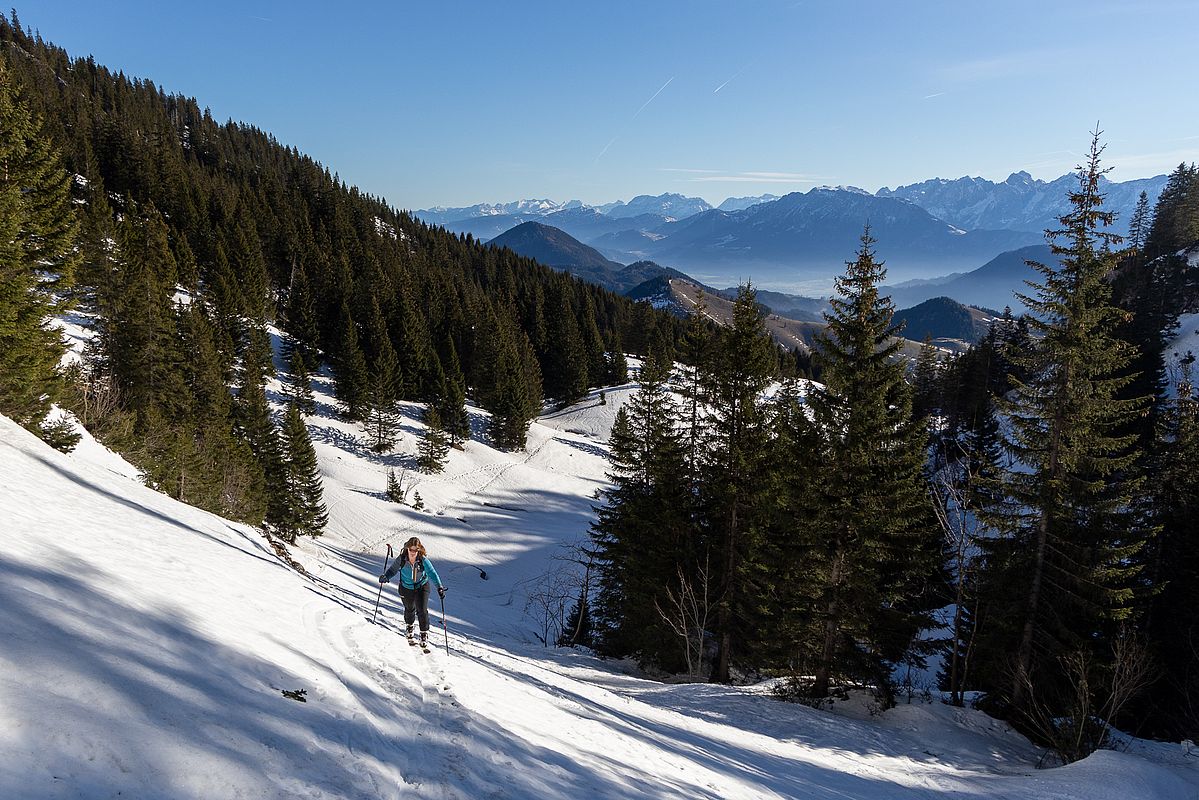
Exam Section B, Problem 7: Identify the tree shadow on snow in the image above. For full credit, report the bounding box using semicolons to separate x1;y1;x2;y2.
0;557;402;798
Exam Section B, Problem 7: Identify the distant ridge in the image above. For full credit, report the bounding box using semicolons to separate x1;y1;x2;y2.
883;245;1057;312
489;222;691;293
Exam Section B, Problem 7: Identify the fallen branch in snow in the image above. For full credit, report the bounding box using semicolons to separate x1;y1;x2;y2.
264;531;309;577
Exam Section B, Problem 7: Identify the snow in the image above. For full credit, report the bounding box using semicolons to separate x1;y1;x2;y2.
372;216;398;239
1169;312;1199;364
2;350;1197;798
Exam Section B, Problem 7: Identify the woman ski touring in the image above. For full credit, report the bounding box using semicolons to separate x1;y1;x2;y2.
379;536;446;651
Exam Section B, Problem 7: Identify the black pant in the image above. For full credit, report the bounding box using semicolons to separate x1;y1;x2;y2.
399;583;431;632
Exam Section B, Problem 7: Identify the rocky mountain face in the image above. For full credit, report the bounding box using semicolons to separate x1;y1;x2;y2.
878;171;1168;235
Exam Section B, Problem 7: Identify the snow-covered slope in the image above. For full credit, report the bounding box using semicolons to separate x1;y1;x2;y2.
1170;313;1199;362
2;368;1197;798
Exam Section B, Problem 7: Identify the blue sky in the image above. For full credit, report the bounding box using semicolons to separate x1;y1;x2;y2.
19;1;1199;209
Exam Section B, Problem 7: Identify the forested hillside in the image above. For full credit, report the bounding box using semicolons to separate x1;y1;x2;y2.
0;13;684;531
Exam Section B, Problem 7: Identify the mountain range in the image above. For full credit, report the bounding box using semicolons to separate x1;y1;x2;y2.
877;171;1166;235
417;174;1164;290
482;221;985;349
482;208;1062;323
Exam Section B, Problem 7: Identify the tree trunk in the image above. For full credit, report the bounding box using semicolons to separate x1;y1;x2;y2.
1012;508;1048;709
714;502;738;683
813;553;843;698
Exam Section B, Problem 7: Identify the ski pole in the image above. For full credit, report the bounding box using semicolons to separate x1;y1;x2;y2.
371;543;393;624
440;592;449;655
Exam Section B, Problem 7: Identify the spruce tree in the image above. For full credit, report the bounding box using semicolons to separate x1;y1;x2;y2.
331;301;370;420
1144;162;1199;260
417;404;450;473
792;229;939;699
436;338;470;446
590;353;692;667
100;205;187;421
0;62;81;431
605;332;629;386
363;300;403;453
283;347;317;416
977;133;1152;733
1140;365;1199;738
580;294;608;388
1127;190;1151;256
235;361;284;529
207;240;245;350
283;258;320;366
478;308;541;450
911;336;942;425
543;287;589;407
761;378;823;669
679;291;713;487
277;401;328;542
385;468;406;503
700;283;776;682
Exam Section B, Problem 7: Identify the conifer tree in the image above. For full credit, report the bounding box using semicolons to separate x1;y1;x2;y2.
976;133;1152;730
700;283;777;682
605;332;629;386
761;378;823;667
543;287;589;407
277;401;328;542
0;62;81;432
790;229;939;699
679;291;713;486
1140;365;1199;738
911;336;942;425
1144;162;1199;260
1127;190;1151;256
235;357;284;528
436;337;470;445
207;241;244;347
581;294;608;387
230;209;269;320
331;301;369;420
101;205;187;421
385;468;406;504
390;290;436;399
172;301;265;521
417;404;450;473
478;308;541;450
74;176;120;299
283;258;320;366
173;233;199;292
363;299;403;453
590;353;692;667
239;320;275;393
283;348;317;416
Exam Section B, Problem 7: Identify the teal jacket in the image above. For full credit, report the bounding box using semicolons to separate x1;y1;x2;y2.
382;555;443;591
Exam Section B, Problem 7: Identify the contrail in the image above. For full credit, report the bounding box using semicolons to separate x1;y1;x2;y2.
596;135;620;161
596;76;676;161
715;66;746;93
633;76;675;119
